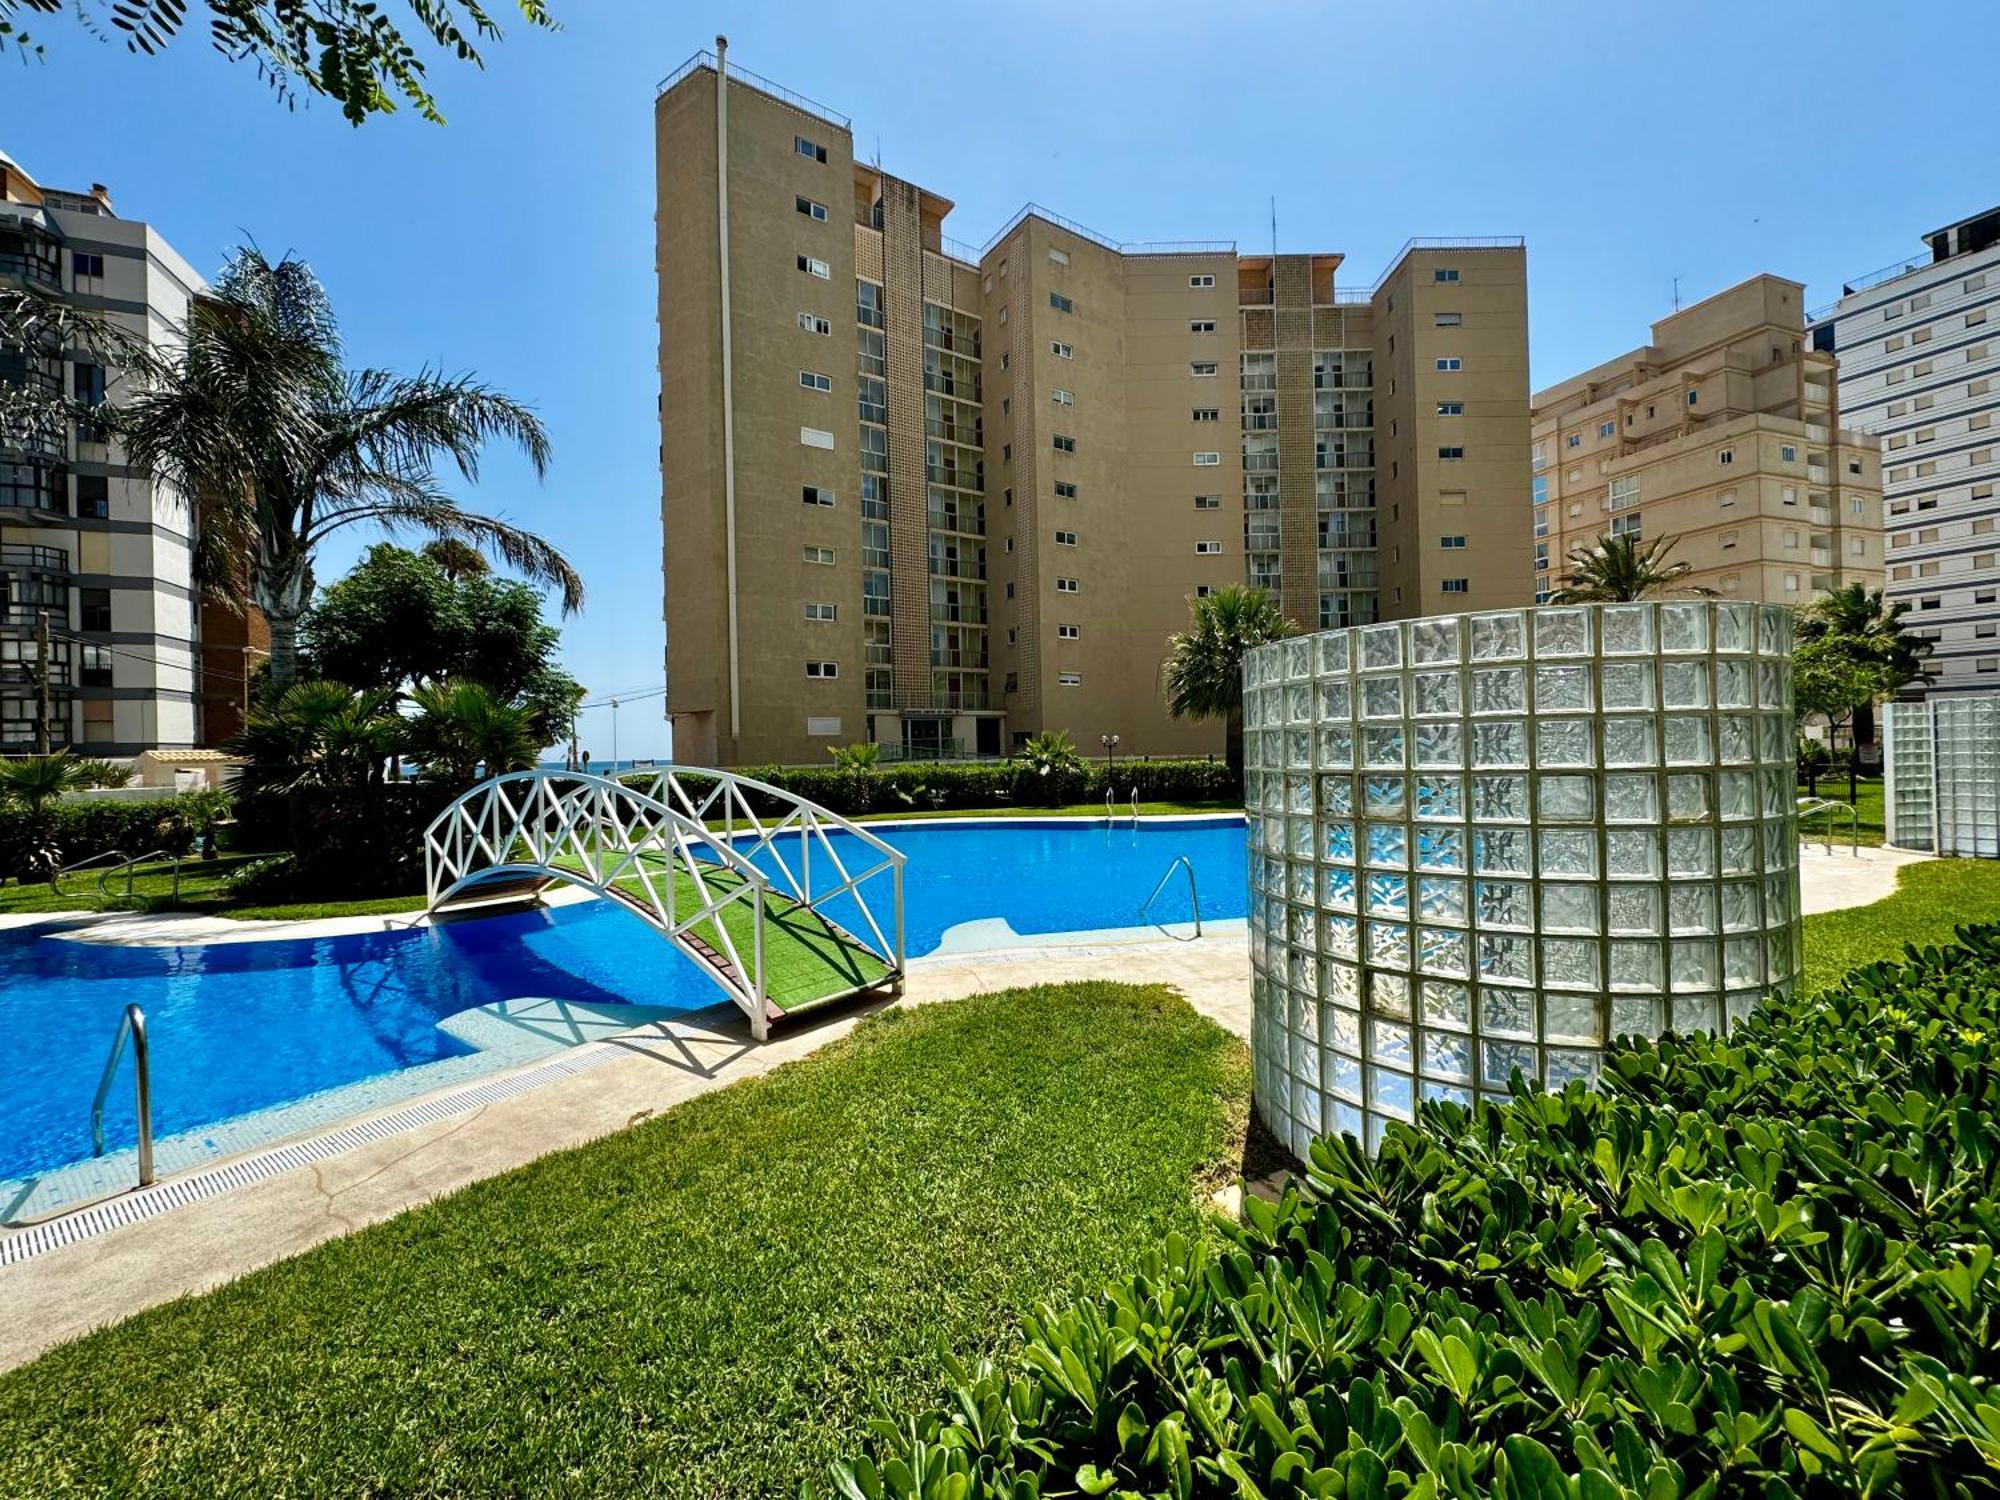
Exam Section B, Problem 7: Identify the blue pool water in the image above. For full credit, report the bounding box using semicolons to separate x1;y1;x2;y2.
0;817;1244;1187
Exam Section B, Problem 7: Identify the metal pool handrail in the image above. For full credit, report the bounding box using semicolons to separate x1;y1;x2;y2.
97;848;181;902
51;848;130;897
1796;795;1860;856
89;1004;154;1188
1140;856;1203;941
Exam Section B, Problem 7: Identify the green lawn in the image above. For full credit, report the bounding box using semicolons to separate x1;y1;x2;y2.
0;853;429;923
1799;856;2000;996
1796;774;1885;847
0;984;1250;1498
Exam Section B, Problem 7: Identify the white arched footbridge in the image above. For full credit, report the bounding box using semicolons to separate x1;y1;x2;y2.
423;768;905;1040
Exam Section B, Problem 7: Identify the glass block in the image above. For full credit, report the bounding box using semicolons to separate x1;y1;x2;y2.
1535;664;1593;714
1600;604;1654;655
1365;822;1408;868
1717;714;1754;765
1660;660;1710;710
1362;675;1404;720
1414;723;1465;769
1610;994;1664;1038
1607;884;1662;935
1718;769;1757;820
1758;604;1790;657
1471;667;1527;715
1469;610;1527;662
1321;911;1360;958
1287;773;1314;814
1410;616;1462;664
1538;828;1597;878
1366;872;1409;916
1666;773;1711;820
1478;933;1534;984
1289;817;1315;857
1474;828;1530;875
1415;775;1464;822
1715;659;1752;709
1481;988;1534;1038
1421;979;1471;1029
1541;882;1600;934
1758;661;1785;711
1418;925;1469;978
1669;938;1719;992
1421;1030;1473;1082
1609;939;1664;993
1324;963;1360;1007
1602;717;1659;767
1719;880;1761;932
1367;920;1410;970
1330;1050;1363;1102
1369;975;1412;1022
1288;729;1315;770
1600;660;1655;712
1534;607;1592;658
1317;631;1351;676
1538;774;1594;821
1482;1039;1538;1088
1320;774;1354;816
1418;877;1467;924
1334;1100;1363;1137
1413;670;1461;718
1323;820;1355;864
1318;679;1353;722
1284;637;1313;680
1719;826;1758;876
1606;829;1662;879
1363;773;1407;817
1472;721;1529;768
1666;826;1714;878
1658;602;1710;653
1472;774;1529;821
1475;878;1532;930
1321;866;1357;912
1415;826;1465;873
1663;716;1712;766
1668;882;1717;935
1671;995;1719;1036
1545;1049;1601;1089
1358;623;1403;672
1370;1066;1414;1118
1605;773;1660;823
1723;935;1763;989
1542;982;1602;1036
1715;602;1753;654
1362;726;1407;769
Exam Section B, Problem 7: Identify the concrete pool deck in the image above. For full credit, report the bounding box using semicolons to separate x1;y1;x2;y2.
0;841;1931;1371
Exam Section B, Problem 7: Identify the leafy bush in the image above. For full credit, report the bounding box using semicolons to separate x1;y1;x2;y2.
830;926;2000;1497
620;758;1239;818
231;782;459;900
0;789;230;882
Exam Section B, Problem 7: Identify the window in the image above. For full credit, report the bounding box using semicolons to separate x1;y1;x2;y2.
797;255;830;279
1435;357;1462;372
1057;624;1079;640
1721;530;1739;550
1566;434;1582;448
800;370;832;392
1195;540;1222;554
1056;577;1079;593
803;544;836;564
1441;579;1469;594
1049;291;1073;313
76;474;109;519
1191;361;1217;377
1050;340;1073;359
1054;480;1078;499
1192;407;1220;422
798;312;831;336
796;135;828;162
78;643;111;686
1194;494;1221;509
1048;247;1069;267
1051;388;1075;406
800;427;835;450
802;485;836;507
1189;274;1215;288
1687;389;1699;406
1436;401;1463;416
1433;268;1460;283
805;602;838;622
1780;444;1797;463
1192;451;1221;466
1781;485;1797;507
1434;312;1463;329
1440;535;1467;549
1717;448;1734;466
1055;529;1078;546
73;252;104;280
1058;672;1082;687
1437;446;1465;460
1052;433;1076;453
804;661;839;679
1189;319;1216;334
1598;420;1616;438
79;587;112;632
1610;512;1642;540
795;195;828;221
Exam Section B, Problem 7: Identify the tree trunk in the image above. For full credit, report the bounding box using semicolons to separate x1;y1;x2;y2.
253;557;314;693
265;610;303;691
1224;709;1243;784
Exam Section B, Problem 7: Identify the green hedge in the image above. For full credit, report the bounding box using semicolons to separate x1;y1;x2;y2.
829;926;2000;1497
0;789;231;881
619;758;1239;816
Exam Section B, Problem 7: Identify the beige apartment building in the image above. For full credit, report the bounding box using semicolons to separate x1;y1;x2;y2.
657;46;1530;767
1531;275;1882;605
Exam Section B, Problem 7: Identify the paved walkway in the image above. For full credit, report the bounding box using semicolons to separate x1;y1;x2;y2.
0;842;1928;1372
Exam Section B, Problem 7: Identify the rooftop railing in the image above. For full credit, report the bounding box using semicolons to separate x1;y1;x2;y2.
655;49;852;131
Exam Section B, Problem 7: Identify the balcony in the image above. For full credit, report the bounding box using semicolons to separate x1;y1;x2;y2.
1807;463;1830;486
0;458;69;520
0;542;72;573
0;227;61;289
927;505;985;536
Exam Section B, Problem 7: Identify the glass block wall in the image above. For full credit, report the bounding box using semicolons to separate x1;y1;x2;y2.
1243;601;1803;1160
1884;696;2000;857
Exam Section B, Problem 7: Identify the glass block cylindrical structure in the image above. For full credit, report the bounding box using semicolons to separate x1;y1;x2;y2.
1243;601;1803;1160
1884;696;2000;858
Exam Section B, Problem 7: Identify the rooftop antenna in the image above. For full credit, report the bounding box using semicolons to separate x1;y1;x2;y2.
1672;275;1682;313
1270;195;1278;257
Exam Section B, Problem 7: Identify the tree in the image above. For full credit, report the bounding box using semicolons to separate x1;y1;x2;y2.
1796;583;1930;752
421;537;492;581
299;542;583;751
230;679;404;796
0;0;558;125
1549;533;1716;603
1161;586;1297;777
1793;633;1895;804
0;753;93;882
403;681;540;787
106;248;581;689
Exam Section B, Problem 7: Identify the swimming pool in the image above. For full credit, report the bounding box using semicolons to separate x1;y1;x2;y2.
1;816;1244;1213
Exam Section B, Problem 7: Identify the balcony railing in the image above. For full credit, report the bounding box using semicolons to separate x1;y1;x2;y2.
0;542;71;572
1807;465;1830;485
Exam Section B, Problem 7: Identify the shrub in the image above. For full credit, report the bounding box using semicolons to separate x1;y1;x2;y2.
0;789;230;882
829;925;2000;1497
619;759;1239;818
228;783;460;900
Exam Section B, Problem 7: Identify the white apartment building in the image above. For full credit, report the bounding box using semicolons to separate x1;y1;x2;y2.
1812;207;2000;693
0;148;205;753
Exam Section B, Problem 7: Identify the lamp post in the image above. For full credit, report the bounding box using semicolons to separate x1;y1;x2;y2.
1100;732;1120;780
609;697;621;775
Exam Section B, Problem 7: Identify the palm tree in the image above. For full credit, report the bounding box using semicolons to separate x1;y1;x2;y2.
71;248;580;688
1797;582;1931;763
1161;586;1297;777
230;679;405;796
1549;533;1715;603
403;681;540;787
0;753;98;883
421;537;493;581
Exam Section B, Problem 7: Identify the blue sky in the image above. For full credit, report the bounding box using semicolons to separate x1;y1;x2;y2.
5;0;1997;758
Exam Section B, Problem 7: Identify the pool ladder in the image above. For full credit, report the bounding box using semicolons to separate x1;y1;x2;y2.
89;1005;154;1189
1104;787;1139;824
1140;856;1203;942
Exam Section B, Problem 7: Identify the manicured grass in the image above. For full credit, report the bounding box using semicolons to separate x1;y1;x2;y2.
1796;774;1885;846
0;983;1250;1498
0;853;427;923
1799;856;2000;995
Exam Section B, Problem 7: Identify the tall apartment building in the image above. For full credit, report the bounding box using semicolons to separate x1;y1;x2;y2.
656;46;1530;768
1810;208;2000;694
0;148;204;754
1531;275;1882;606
